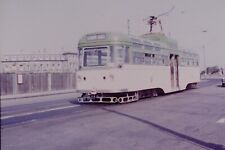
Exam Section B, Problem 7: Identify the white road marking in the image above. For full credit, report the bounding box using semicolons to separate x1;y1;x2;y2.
217;118;225;124
1;105;80;120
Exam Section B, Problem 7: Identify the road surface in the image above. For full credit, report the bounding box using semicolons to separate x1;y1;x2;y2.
1;79;225;150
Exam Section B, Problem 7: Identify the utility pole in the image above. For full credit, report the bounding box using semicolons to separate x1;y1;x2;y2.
202;30;207;73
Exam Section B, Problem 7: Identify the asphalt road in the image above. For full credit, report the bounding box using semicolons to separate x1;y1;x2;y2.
1;79;225;150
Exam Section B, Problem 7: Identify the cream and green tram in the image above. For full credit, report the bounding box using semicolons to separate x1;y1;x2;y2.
76;32;200;103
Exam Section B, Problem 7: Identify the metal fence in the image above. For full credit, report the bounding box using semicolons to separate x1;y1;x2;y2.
0;72;76;96
0;73;14;95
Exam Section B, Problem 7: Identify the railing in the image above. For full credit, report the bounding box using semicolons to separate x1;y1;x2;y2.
0;72;77;97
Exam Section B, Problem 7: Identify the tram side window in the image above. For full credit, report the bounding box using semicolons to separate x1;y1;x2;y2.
185;59;187;66
192;59;195;66
158;55;163;65
144;45;153;50
151;54;155;64
110;46;114;63
164;55;169;65
161;55;168;66
190;59;193;66
133;52;144;64
132;42;143;49
156;55;162;65
133;52;169;66
187;59;190;66
78;48;83;69
114;45;128;64
182;57;199;67
118;48;124;63
155;47;161;51
125;47;129;63
144;53;151;65
153;43;161;51
194;59;199;67
180;58;185;66
196;60;199;66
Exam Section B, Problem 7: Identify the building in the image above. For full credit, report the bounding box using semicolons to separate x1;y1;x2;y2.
0;52;78;73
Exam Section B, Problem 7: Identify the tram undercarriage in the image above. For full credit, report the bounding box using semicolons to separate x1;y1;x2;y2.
77;89;163;104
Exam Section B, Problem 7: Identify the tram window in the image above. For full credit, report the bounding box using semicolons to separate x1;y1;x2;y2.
132;43;143;49
164;55;169;65
83;48;108;67
154;55;158;65
162;58;165;65
110;46;114;63
155;47;161;51
78;49;83;68
158;55;163;65
156;55;162;65
133;52;144;64
145;53;151;57
118;49;124;62
144;45;153;50
150;54;155;65
114;45;127;64
144;53;152;65
125;47;129;63
180;58;184;66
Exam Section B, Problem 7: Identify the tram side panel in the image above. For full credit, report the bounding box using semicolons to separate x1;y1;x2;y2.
179;66;200;89
119;65;171;93
76;65;172;94
76;69;118;93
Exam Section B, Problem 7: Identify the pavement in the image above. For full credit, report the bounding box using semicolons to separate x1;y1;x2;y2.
1;91;80;108
1;89;77;101
1;79;225;150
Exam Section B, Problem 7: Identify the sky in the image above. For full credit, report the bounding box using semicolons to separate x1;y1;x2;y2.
0;0;225;68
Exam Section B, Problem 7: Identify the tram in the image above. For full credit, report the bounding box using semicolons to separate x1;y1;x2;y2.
76;17;200;103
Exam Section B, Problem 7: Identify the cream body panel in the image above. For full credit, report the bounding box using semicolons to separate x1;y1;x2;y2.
76;64;200;94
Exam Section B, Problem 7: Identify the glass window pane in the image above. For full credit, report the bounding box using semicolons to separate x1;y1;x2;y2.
83;47;108;67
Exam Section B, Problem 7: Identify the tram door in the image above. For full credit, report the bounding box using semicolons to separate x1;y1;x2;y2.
170;54;179;89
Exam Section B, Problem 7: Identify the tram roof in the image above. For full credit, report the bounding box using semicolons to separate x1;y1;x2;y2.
78;32;198;57
79;32;178;49
141;33;178;49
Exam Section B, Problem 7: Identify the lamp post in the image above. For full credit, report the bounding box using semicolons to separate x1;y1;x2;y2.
201;30;207;74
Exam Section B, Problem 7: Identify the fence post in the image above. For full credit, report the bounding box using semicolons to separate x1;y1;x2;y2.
13;73;17;94
48;73;51;91
70;73;72;89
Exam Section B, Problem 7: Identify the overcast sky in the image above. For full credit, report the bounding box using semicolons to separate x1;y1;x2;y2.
0;0;225;68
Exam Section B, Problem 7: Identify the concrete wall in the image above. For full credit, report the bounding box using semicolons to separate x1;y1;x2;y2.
0;73;76;96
